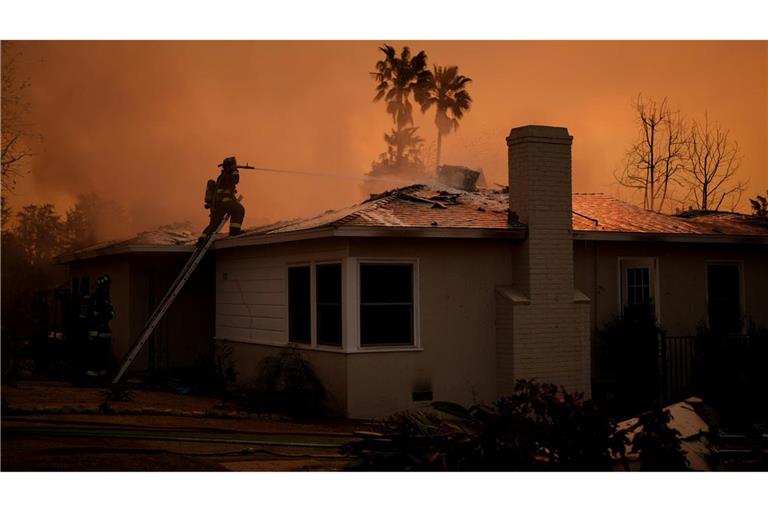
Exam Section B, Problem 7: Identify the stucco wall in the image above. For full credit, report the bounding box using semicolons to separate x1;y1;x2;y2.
574;240;768;336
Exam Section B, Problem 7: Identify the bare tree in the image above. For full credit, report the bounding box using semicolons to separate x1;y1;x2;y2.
616;95;687;212
682;112;746;211
1;44;39;193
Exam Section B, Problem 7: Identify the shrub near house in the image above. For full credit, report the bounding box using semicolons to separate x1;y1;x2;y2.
342;380;688;471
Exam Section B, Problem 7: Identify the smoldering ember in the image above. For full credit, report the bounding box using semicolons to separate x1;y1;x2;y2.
2;41;767;472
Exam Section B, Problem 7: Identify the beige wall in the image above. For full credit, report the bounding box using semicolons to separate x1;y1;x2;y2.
128;252;215;371
574;240;768;337
68;255;132;362
215;238;350;413
346;237;515;417
215;232;766;418
67;251;214;372
215;236;517;418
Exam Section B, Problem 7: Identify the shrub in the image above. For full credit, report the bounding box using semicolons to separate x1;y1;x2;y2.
625;402;688;470
343;380;627;471
246;346;326;418
596;311;663;415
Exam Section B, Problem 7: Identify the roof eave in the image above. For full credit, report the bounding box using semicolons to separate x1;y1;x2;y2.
574;230;768;244
56;244;195;264
215;225;527;249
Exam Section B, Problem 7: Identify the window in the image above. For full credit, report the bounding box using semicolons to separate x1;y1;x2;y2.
316;263;342;346
360;263;414;346
707;264;741;334
620;258;657;321
288;266;310;343
626;267;650;306
71;276;90;298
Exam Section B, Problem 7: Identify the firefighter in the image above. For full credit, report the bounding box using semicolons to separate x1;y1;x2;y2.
84;275;114;378
201;156;246;243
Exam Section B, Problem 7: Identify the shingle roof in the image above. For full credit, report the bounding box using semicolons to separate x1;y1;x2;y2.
241;185;517;237
59;184;768;262
572;194;768;236
56;225;197;263
237;185;768;240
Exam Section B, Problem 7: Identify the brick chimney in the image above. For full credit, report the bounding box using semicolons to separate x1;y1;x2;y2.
506;125;574;301
496;125;590;396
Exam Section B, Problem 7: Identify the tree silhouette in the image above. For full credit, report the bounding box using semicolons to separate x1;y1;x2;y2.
616;95;686;212
371;45;432;150
14;204;64;266
749;191;768;217
2;44;39;193
682;112;746;211
421;65;473;171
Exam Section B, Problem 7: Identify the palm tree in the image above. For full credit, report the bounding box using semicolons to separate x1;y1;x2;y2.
371;45;432;132
383;126;425;167
421;65;472;171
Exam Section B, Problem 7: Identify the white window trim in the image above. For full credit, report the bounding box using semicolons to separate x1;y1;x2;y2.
286;262;313;346
350;257;422;353
617;257;661;322
314;260;344;349
704;260;746;334
221;257;422;354
285;260;345;350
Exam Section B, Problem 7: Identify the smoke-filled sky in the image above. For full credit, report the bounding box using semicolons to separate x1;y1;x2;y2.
4;41;767;239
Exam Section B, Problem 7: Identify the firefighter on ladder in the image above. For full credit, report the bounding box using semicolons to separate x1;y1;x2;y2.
200;156;246;245
84;275;114;378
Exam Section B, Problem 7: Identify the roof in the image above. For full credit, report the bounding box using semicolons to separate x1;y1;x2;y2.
56;224;197;263
244;185;518;234
220;185;768;247
572;193;768;241
58;184;768;262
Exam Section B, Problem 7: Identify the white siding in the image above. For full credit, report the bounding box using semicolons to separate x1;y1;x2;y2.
215;240;347;345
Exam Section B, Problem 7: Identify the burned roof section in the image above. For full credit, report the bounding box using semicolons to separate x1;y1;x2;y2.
230;185;768;245
59;185;768;261
56;223;198;263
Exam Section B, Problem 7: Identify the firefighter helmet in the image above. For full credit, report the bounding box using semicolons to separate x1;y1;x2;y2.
219;156;237;170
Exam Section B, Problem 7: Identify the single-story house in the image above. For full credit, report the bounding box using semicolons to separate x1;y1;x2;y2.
58;125;768;418
57;227;214;374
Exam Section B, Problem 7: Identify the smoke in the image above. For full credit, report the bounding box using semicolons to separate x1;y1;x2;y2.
4;40;766;241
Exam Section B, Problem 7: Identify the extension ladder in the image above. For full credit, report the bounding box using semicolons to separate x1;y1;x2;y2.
111;213;230;385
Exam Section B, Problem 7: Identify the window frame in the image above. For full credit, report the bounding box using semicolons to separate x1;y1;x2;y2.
617;257;660;322
315;261;343;348
704;260;745;334
285;260;346;351
355;258;421;352
286;263;312;345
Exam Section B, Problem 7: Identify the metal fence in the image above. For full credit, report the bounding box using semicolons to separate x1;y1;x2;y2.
659;335;697;403
660;333;757;404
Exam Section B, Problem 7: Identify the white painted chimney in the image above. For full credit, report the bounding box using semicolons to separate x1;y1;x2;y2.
496;125;590;396
506;125;575;301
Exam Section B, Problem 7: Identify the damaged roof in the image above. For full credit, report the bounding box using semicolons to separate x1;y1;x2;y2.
57;225;197;263
58;184;768;261
243;185;517;234
221;184;768;247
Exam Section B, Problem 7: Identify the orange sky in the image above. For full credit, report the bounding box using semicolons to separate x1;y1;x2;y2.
4;41;767;239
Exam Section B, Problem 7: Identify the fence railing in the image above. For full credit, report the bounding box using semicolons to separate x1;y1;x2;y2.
659;335;697;403
660;333;756;403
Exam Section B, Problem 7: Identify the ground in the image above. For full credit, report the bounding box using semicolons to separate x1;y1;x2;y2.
1;380;366;471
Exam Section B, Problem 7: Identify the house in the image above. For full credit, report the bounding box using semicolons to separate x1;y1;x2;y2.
58;125;768;418
56;226;214;375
